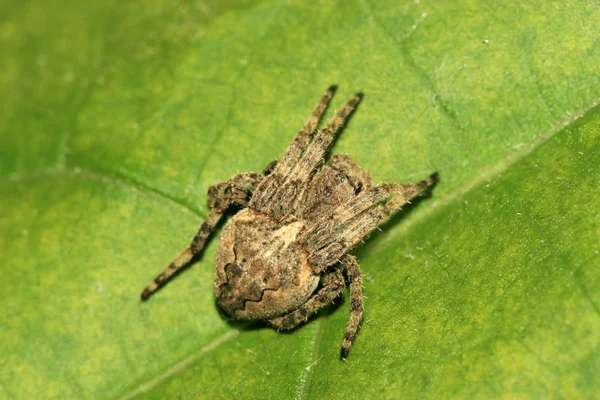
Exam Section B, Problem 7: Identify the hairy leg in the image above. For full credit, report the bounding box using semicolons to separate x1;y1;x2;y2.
269;255;364;360
339;255;363;360
304;172;439;269
268;269;345;330
290;92;363;183
250;86;336;215
262;159;278;176
252;92;364;219
140;172;263;300
206;172;263;212
274;85;337;177
328;153;372;193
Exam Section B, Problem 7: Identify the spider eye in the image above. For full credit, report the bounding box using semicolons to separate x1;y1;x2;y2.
262;241;267;246
263;278;268;284
276;255;281;260
241;258;247;263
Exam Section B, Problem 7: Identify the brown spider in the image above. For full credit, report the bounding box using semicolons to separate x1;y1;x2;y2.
140;86;438;359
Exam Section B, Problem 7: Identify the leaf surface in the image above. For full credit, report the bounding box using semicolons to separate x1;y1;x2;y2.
1;0;599;399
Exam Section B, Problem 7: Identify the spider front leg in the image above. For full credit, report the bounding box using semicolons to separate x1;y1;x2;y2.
291;91;363;183
274;85;337;176
268;269;345;330
140;172;263;300
251;86;336;214
252;91;364;218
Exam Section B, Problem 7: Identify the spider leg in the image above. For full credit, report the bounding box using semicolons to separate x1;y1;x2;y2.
250;86;336;215
140;172;263;301
274;85;337;177
262;159;278;176
291;92;363;183
328;153;372;193
384;172;439;209
304;172;439;269
251;92;363;218
339;254;363;360
268;269;345;330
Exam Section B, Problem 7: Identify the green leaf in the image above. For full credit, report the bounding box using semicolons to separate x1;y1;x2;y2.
1;0;599;399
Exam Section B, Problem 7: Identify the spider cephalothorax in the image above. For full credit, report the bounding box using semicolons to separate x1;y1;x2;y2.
141;86;438;359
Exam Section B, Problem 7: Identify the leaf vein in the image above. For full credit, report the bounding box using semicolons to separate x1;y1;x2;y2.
373;98;600;249
0;166;204;220
118;330;240;400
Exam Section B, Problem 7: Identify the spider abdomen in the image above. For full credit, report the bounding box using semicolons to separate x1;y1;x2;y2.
214;209;319;320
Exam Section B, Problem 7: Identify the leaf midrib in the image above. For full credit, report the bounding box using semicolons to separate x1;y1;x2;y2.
118;331;240;400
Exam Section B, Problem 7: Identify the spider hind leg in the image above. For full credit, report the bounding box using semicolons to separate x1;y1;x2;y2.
340;255;363;360
268;269;345;330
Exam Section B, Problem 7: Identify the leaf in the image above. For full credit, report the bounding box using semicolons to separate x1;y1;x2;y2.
1;0;599;399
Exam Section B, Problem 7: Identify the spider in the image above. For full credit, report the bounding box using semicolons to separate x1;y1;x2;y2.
140;86;438;359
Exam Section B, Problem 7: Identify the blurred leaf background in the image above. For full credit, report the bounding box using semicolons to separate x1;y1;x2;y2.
1;0;599;398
